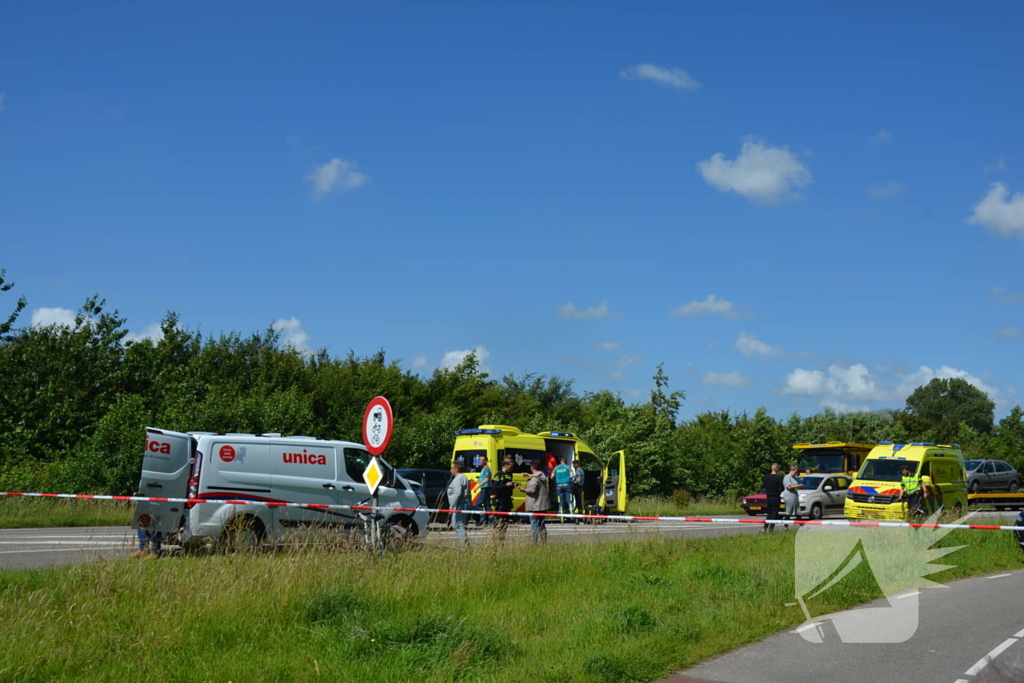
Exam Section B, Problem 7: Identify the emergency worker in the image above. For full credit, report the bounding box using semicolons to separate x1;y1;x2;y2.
552;456;573;520
900;464;925;517
476;457;493;527
572;460;585;516
491;458;516;539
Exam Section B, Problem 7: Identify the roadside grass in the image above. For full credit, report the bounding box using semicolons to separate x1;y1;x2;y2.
1;520;1021;682
629;495;743;517
0;498;133;529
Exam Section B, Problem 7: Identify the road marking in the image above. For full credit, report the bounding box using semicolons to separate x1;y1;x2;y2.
985;573;1012;580
0;547;125;555
0;540;131;546
894;590;920;600
964;637;1019;676
791;622;822;634
1014;627;1024;638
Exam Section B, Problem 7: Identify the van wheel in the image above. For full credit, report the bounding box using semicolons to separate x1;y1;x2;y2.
809;503;823;520
221;516;265;553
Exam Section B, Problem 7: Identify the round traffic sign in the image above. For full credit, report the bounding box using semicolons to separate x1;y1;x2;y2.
362;396;394;456
137;514;152;528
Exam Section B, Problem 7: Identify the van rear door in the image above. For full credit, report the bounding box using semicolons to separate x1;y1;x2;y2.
602;450;627;513
132;427;193;534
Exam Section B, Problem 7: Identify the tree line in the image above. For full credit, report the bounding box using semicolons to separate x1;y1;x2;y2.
1;276;1021;498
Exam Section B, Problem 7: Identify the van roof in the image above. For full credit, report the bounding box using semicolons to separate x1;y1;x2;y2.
190;432;365;448
866;442;964;461
792;442;874;450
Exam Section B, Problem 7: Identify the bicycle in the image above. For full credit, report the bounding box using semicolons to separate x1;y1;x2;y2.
354;498;413;554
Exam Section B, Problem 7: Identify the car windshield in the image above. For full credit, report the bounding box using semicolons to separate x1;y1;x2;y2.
858;459;914;482
796;476;823;489
964;460;982;471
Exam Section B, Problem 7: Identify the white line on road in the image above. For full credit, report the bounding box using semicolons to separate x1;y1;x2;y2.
791;622;822;634
1015;627;1024;639
985;573;1012;580
894;590;920;600
0;547;125;555
964;637;1019;677
0;540;131;546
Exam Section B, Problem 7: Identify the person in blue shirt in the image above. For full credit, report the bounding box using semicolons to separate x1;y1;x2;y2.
476;457;494;527
552;456;574;521
571;460;585;516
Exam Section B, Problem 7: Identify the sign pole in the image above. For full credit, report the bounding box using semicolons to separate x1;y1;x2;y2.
362;396;394;553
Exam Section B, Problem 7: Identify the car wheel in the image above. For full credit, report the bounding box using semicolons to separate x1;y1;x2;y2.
221;515;265;554
969;481;981;494
810;503;823;520
1009;481;1019;493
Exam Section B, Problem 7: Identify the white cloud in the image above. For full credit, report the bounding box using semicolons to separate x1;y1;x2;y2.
440;345;490;372
866;181;904;199
124;322;165;344
411;354;429;370
697;137;811;205
782;362;1004;408
271;317;312;353
307;158;369;200
735;331;784;358
968;183;1024;237
870;129;893;144
594;341;620;352
984;156;1007;174
992;327;1022;339
670;294;740;319
702;371;752;387
30;307;78;329
619;63;701;91
557;300;615;321
821;399;872;413
991;286;1024;305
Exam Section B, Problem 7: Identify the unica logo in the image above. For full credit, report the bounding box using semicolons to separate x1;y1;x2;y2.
147;440;172;454
283;449;328;465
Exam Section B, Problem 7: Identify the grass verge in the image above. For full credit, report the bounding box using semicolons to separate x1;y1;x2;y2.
629;495;743;517
1;520;1021;682
0;498;133;529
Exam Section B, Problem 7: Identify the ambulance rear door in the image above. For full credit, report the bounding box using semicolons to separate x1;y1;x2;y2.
132;427;193;534
603;450;627;513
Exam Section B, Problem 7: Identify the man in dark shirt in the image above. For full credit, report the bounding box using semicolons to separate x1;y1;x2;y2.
763;462;784;533
491;458;516;540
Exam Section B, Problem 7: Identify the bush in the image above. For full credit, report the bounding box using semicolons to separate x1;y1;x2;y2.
672;489;693;508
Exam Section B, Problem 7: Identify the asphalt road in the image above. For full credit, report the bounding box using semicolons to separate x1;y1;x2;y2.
670;568;1024;683
1;510;1017;571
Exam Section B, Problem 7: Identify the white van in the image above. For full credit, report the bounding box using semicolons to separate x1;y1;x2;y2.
131;428;428;549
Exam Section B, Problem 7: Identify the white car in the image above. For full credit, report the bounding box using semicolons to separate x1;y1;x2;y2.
795;474;852;519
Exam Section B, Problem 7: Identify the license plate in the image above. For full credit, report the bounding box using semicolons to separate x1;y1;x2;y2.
749;506;761;511
861;510;880;518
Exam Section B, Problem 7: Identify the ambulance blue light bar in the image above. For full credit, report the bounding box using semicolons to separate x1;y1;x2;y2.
548;432;575;438
455;428;502;436
879;441;893;445
911;442;936;446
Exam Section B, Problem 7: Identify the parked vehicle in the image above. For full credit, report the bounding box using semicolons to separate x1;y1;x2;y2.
397;468;452;523
740;489;785;516
451;425;626;513
792;442;874;476
132;428;428;550
740;475;852;519
965;459;1019;493
844;442;968;520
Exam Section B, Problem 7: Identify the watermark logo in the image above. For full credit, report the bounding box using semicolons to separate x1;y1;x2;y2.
792;511;973;643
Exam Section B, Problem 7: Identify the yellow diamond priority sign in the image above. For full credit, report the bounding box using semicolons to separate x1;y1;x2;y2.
363;457;384;496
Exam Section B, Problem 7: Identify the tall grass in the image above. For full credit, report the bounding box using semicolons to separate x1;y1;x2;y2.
0;498;133;528
1;524;1020;682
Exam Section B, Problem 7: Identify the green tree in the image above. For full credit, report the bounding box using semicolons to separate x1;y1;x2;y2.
905;378;996;440
0;268;26;339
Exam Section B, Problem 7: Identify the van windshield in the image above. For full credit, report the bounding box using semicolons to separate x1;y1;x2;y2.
858;459;915;482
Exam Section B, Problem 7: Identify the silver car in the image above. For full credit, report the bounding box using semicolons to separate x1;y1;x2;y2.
965;459;1019;493
796;474;853;520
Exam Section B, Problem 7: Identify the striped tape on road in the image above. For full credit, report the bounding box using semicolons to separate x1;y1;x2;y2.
2;491;1024;532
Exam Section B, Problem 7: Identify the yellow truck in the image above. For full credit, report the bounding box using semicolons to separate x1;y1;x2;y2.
844;442;968;520
793;441;874;476
450;425;627;514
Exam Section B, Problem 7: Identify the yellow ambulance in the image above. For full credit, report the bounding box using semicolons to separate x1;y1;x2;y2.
844;442;968;520
450;425;627;514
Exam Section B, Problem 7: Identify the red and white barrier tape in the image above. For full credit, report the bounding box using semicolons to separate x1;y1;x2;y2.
2;491;1023;532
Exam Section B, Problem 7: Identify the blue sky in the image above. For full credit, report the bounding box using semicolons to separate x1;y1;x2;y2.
3;1;1023;420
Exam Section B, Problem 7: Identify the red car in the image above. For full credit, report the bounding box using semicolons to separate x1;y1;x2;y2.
741;489;786;516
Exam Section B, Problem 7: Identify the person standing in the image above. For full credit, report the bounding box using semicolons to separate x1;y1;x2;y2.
476;457;494;527
491;458;516;539
763;463;785;533
900;463;925;516
552;456;573;521
447;461;470;547
782;464;805;524
571;460;585;516
523;459;550;544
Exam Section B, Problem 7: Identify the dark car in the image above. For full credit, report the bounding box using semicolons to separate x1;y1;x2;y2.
740;489;786;516
398;468;453;524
